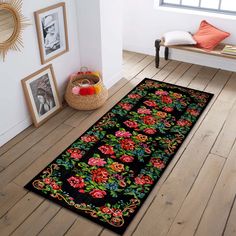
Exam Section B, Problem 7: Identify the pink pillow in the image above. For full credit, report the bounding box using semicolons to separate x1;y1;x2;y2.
193;20;230;51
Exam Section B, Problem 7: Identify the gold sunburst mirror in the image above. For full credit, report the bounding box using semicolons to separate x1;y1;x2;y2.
0;0;29;61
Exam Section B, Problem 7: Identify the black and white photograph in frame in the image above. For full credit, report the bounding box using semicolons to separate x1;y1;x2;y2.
29;73;56;117
42;13;61;56
21;65;62;127
35;3;69;64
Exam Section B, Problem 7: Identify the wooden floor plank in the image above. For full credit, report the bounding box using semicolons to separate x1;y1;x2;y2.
188;67;218;91
11;201;60;236
223;195;236;236
176;64;202;87
164;62;192;84
0;193;42;236
0;126;35;156
194;142;236;236
122;52;146;72
152;60;181;81
167;154;225;236
0;107;75;168
211;81;236;158
0;124;73;188
204;70;232;95
132;71;236;236
135;59;169;79
37;208;77;236
0;182;27;218
100;229;119;236
65;217;102;236
123;56;154;79
123;50;135;64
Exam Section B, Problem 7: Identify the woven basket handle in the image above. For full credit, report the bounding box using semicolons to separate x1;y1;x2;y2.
79;67;89;74
79;79;91;87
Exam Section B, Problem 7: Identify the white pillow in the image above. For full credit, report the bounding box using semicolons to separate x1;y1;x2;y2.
163;31;196;46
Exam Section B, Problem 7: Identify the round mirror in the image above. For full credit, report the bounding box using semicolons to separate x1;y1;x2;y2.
0;9;15;43
0;0;29;61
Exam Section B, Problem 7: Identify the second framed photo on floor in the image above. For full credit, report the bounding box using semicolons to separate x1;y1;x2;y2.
35;2;69;64
21;65;62;127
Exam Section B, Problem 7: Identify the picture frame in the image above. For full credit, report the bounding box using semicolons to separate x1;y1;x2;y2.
22;65;62;127
34;2;69;64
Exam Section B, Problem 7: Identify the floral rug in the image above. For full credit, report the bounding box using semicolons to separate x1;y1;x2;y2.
25;79;213;234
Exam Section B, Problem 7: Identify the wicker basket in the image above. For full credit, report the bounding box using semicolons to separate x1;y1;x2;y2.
65;71;108;110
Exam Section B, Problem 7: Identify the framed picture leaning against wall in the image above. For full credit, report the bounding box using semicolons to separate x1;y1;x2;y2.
34;2;69;64
21;65;62;127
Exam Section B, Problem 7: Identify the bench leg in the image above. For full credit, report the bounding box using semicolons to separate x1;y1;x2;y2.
165;47;169;60
155;39;161;68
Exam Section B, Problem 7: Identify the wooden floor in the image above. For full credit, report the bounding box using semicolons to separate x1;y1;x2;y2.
1;51;236;236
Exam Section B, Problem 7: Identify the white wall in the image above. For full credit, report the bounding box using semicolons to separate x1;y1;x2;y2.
76;0;123;88
123;0;236;71
0;0;81;146
100;0;123;87
76;0;102;73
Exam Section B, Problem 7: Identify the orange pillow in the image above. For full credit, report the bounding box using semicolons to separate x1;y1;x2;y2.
193;20;230;51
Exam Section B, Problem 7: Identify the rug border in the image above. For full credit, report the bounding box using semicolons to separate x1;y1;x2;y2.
24;78;214;235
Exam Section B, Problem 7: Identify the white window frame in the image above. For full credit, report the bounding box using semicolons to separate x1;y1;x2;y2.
159;0;236;15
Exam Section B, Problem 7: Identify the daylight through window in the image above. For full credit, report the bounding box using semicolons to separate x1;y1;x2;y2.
160;0;236;14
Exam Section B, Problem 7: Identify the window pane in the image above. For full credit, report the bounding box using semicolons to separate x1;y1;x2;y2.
221;0;236;11
163;0;180;4
160;0;236;13
182;0;199;7
200;0;220;9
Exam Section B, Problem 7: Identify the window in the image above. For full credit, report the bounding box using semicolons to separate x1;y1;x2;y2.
159;0;236;14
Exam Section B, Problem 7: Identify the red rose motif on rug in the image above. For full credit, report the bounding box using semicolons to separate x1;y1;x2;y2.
143;100;157;107
98;145;115;155
118;102;133;111
81;135;98;142
89;189;107;198
88;157;107;166
144;128;156;134
150;158;165;169
135;175;154;185
137;108;151;114
161;96;173;104
67;176;85;189
91;168;109;183
123;120;139;129
120;139;135;150
115;130;132;138
142;115;156;125
67;148;83;160
120;155;134;163
128;94;142;99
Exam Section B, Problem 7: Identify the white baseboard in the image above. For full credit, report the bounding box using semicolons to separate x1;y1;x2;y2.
0;117;32;147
